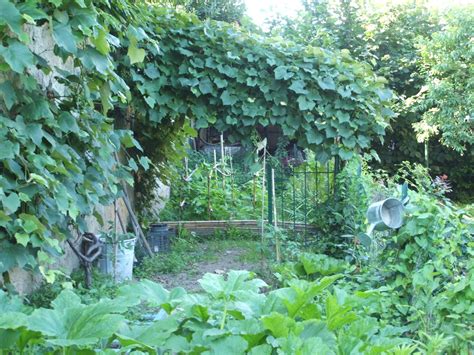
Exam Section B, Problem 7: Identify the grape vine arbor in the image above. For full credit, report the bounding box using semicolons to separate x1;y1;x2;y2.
0;0;392;281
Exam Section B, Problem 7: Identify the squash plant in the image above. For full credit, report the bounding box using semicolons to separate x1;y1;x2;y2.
0;271;416;353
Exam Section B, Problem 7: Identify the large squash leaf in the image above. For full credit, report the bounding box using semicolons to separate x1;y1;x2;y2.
27;290;127;347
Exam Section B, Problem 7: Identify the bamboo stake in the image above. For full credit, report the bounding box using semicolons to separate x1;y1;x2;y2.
229;151;236;206
260;150;266;245
113;201;118;280
220;134;225;191
272;168;281;263
207;172;212;220
253;174;256;211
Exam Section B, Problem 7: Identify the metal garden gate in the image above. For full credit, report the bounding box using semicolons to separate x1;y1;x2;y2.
267;157;340;243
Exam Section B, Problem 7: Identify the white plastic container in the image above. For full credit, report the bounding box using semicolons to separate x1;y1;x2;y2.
98;237;136;282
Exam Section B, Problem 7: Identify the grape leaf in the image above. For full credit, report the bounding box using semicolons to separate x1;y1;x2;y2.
0;41;34;73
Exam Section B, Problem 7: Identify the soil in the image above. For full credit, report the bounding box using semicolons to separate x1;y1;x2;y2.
150;247;263;292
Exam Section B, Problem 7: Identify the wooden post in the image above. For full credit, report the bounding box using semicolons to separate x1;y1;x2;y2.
252;174;256;211
113;200;118;280
272;168;281;263
220;134;225;191
229;151;235;206
207;171;212;220
261;151;266;244
121;191;153;257
213;148;219;187
113;152;153;257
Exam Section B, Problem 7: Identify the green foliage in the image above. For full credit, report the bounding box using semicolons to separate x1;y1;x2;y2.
271;0;368;60
414;7;474;153
3;157;472;352
322;159;474;352
376;189;474;349
0;0;392;278
0;271;415;353
367;4;473;201
0;0;143;280
184;0;246;23
154;0;247;23
274;253;349;287
0;288;132;352
121;4;391;161
27;269;120;308
300;253;348;277
27;290;127;348
270;0;473;201
135;234;199;276
158;152;264;221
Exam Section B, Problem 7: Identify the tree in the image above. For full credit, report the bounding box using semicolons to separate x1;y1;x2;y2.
268;1;473;201
414;7;474;153
270;0;369;59
184;0;246;23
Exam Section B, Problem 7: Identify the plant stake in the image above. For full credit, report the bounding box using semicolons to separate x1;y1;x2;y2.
272;168;281;262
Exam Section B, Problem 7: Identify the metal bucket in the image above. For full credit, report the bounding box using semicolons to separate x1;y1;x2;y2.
367;198;404;231
98;238;136;282
148;223;170;253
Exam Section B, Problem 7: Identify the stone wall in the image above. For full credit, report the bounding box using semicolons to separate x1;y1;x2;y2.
151;179;171;216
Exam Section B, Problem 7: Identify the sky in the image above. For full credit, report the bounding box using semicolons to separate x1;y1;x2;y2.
244;0;474;29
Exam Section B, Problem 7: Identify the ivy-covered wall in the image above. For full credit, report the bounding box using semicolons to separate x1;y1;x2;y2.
0;22;132;293
0;0;139;287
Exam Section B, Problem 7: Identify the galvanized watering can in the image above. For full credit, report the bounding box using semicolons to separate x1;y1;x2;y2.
357;184;409;247
367;197;404;231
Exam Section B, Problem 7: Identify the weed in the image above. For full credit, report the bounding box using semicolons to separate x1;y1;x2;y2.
135;235;199;277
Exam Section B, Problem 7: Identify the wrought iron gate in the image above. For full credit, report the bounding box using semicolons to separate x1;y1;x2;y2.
267;157;340;242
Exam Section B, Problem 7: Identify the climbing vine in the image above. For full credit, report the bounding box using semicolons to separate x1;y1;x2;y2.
0;0;392;280
0;0;142;280
118;7;393;163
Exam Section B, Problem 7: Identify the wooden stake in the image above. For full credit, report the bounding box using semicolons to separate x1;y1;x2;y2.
121;190;153;257
220;134;225;190
113;201;118;280
252;175;256;211
213;149;219;187
261;150;266;244
229;152;235;206
271;168;277;227
207;172;211;220
272;168;281;262
114;152;153;257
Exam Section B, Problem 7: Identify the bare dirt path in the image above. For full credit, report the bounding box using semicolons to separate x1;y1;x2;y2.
150;245;264;292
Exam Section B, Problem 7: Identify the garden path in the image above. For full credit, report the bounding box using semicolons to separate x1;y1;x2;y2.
148;240;270;292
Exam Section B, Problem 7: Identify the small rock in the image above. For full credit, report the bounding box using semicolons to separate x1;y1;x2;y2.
215;269;225;274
